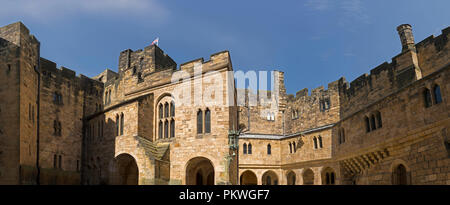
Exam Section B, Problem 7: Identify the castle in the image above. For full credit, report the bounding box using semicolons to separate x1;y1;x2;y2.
0;22;448;185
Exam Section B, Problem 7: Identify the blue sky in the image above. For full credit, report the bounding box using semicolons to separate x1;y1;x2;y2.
1;0;449;94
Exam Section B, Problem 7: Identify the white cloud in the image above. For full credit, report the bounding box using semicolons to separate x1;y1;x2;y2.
339;0;370;25
343;52;355;57
304;0;332;11
304;0;370;25
0;0;169;22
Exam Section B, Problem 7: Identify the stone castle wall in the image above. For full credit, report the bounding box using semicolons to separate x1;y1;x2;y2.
0;21;448;185
0;22;40;184
237;25;450;185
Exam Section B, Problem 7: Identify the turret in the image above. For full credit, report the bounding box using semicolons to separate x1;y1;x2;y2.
397;24;415;52
393;24;422;80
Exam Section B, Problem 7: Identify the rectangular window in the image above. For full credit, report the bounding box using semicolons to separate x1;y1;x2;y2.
58;155;62;169
53;155;57;168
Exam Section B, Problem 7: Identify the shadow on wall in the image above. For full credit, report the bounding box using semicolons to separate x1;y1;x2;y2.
82;116;119;185
185;157;214;185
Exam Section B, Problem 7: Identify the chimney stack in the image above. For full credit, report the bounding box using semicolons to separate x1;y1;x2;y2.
397;24;415;52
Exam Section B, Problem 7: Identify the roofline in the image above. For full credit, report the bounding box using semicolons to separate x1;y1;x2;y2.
240;123;335;140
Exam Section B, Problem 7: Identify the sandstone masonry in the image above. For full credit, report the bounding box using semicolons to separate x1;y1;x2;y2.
0;22;448;185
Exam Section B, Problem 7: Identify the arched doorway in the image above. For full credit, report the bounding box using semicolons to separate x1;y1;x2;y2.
286;171;296;185
262;171;278;185
240;170;257;185
303;168;314;185
111;154;139;185
393;164;408;185
321;167;336;185
186;157;215;185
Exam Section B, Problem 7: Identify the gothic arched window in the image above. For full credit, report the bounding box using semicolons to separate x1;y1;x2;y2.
267;144;272;155
248;143;252;154
170;119;175;138
318;136;323;148
433;85;442;104
170;101;175;117
164;120;169;138
116;115;119;136
159;104;163;119
313;137;318;149
243;143;247;154
120;113;124;135
164;102;169;118
376;111;382;128
205;108;211;133
197;110;203;134
365;116;371;132
158;121;163;139
370;115;376;131
424;88;432;108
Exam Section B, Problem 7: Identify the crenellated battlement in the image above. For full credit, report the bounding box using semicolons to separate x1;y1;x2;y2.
340;61;394;99
40;57;103;95
0;21;39;47
338;25;449;116
288;78;341;102
179;50;231;73
118;44;176;77
416;26;449;51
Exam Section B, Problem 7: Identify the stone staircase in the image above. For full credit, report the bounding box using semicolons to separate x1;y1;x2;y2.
135;136;170;160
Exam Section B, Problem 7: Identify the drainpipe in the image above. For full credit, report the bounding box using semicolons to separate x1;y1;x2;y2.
246;100;250;131
282;110;285;136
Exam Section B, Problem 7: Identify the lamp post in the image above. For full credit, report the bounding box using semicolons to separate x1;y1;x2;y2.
227;128;241;184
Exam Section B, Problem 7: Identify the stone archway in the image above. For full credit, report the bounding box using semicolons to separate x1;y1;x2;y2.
111;153;138;185
302;168;314;185
286;171;296;185
391;159;411;185
321;167;336;185
186;157;215;185
262;170;278;185
392;164;410;185
240;170;257;185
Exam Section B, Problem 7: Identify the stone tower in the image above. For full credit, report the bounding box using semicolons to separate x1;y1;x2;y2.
395;24;422;80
